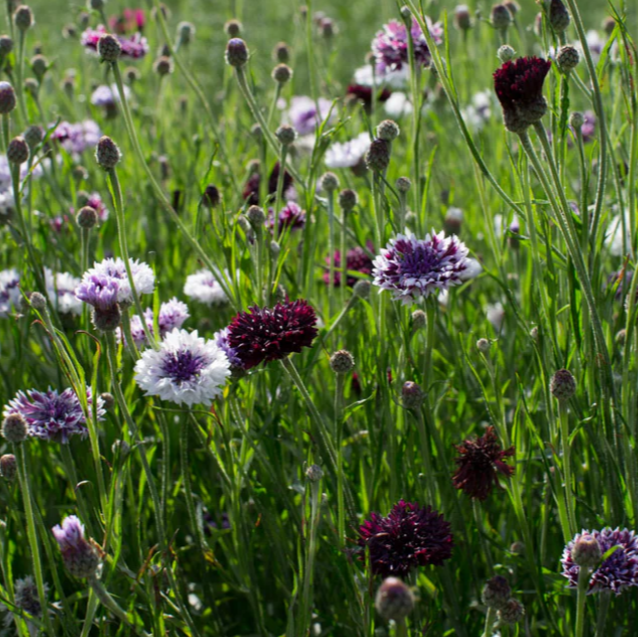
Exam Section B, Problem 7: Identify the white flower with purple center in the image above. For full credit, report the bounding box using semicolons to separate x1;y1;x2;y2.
325;133;371;169
75;257;155;309
134;329;231;407
0;268;21;317
45;268;83;316
562;528;638;595
372;230;475;304
287;96;335;136
3;387;105;443
121;298;190;347
184;269;230;306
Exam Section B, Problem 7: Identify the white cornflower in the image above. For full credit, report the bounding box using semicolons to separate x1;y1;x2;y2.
325;133;371;169
45;268;83;315
184;269;230;306
0;268;21;317
353;64;409;89
384;92;413;117
134;329;231;407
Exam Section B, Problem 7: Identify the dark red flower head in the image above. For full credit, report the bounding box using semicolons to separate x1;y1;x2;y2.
346;84;392;111
493;56;551;132
357;500;454;578
452;426;515;501
226;300;318;369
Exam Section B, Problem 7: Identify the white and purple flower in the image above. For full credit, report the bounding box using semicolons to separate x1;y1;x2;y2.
287;96;335;136
325;133;371;169
214;327;244;368
0;268;21;317
184;269;230;306
372;230;476;304
45;268;83;316
3;387;105;443
121;298;190;347
51;120;102;156
52;515;100;578
134;328;231;406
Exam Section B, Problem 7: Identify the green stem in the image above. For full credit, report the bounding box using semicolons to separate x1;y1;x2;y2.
482;607;497;637
559;401;577;536
575;565;590;637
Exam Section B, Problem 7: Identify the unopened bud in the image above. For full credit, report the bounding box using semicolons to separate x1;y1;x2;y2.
482;576;511;610
1;413;27;443
95;135;121;170
338;189;358;211
305;464;323;482
77;206;98;229
7;137;29;165
225;38;248;67
402;381;425;409
329;350;355;374
375;577;414;622
497;44;516;63
550;368;576;401
272;63;292;84
0;454;17;480
13;5;33;32
97;34;121;63
376;119;400;142
571;533;602;568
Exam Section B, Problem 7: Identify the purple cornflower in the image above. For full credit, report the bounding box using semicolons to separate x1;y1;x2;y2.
0;268;20;317
52;516;100;578
3;387;105;443
45;268;83;316
121;298;190;347
71;191;109;223
357;500;454;578
287;96;335;136
580;110;596;142
371;16;443;75
324;244;374;287
372;230;476;304
80;25;149;59
51;120;102;155
214;327;244;368
90;83;131;112
266;201;306;234
562;528;638;595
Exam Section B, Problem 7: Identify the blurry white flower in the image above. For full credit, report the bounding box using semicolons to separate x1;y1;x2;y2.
325;132;371;168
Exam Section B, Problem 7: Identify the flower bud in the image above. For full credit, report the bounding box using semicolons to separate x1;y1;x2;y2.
224;19;242;37
30;54;48;81
365;138;391;172
95;135;121;170
0;454;17;480
616;328;627;346
29;292;46;310
273;41;290;63
497;598;525;625
0;81;15;114
275;124;297;146
338;189;358;211
0;36;14;58
412;309;426;329
77;206;98;229
602;16;615;36
88;0;105;9
13;5;33;32
91;306;121;332
177;21;195;46
396;176;411;193
490;4;512;30
246;205;265;229
550;368;576;401
477;338;490;353
569;111;584;129
549;0;570;34
52;516;100;578
497;44;516;63
225;38;248;67
272;63;292;84
23;124;43;150
320;172;339;193
454;5;472;31
571;533;602;568
305;464;323;482
97;34;121;63
7;137;29;165
444;207;463;234
100;392;115;411
153;55;173;76
375;577;415;622
329;350;355;374
402;381;425;409
353;279;371;299
556;45;580;73
482;576;511;609
376;119;400;142
2;413;27;443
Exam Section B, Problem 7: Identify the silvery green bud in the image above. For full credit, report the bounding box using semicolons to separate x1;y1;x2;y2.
2;413;27;443
497;44;516;63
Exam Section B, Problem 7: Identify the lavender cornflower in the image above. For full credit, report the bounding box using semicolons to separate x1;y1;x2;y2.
372;230;476;304
52;516;100;578
266;201;306;234
287;96;334;136
134;328;231;406
51;120;102;155
214;327;244;368
120;298;190;347
76;257;155;309
183;269;230;306
371;16;443;75
0;268;20;317
90;83;131;111
3;387;104;443
562;528;638;595
324;133;371;169
45;268;83;316
81;25;149;59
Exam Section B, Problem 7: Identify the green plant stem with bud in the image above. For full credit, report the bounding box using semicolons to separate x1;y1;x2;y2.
14;29;28;123
575;565;590;637
299;473;321;635
326;187;336;319
559;401;577;536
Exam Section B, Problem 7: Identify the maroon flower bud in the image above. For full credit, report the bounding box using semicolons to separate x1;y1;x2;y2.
225;38;248;68
77;206;98;229
95;135;121;170
0;81;16;114
549;0;570;34
365;138;391;172
224;19;242;37
550;368;576;401
7;136;29;165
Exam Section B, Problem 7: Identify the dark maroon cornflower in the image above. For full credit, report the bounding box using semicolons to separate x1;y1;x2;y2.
357;500;453;578
346;84;392;111
493;56;552;132
266;201;306;234
351;372;362;396
452;426;515;500
226;300;318;369
242;162;294;205
324;244;374;287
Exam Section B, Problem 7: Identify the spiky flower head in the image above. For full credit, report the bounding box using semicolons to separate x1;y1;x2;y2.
498;599;525;625
329;350;355;374
95;135;121;169
372;230;474;305
371;16;443;74
562;528;638;595
226;300;318;370
1;412;27;443
357;500;454;578
0;453;17;480
134;329;231;407
225;38;248;67
549;0;570;33
482;575;511;609
375;577;415;622
97;33;121;62
493;56;552;133
452;426;514;500
52;516;100;578
550;368;576;401
3;388;104;443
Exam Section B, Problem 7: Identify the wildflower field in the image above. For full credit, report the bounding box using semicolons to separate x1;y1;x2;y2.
1;0;638;635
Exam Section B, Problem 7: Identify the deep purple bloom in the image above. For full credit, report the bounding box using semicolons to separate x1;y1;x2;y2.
3;388;105;443
75;274;120;311
371;17;443;74
357;500;453;578
81;25;149;59
324;244;373;287
346;84;392;111
493;56;552;132
226;300;318;369
242;162;294;205
562;528;638;595
214;327;244;368
452;426;515;500
52;516;100;578
266;201;306;234
372;230;477;304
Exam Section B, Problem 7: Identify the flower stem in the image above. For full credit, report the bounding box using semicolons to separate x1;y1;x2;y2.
482;607;497;637
559;401;577;536
575;565;590;637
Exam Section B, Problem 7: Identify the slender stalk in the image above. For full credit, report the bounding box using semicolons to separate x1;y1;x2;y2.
575;565;590;637
482;607;497;637
559;401;577;536
300;476;321;635
326;188;336;319
14;29;28;123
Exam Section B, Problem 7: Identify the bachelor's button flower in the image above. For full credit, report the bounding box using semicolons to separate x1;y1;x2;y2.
0;268;20;317
324;132;371;169
183;269;230;306
45;268;83;316
52;516;100;578
287;96;334;136
81;25;149;59
324;244;373;287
